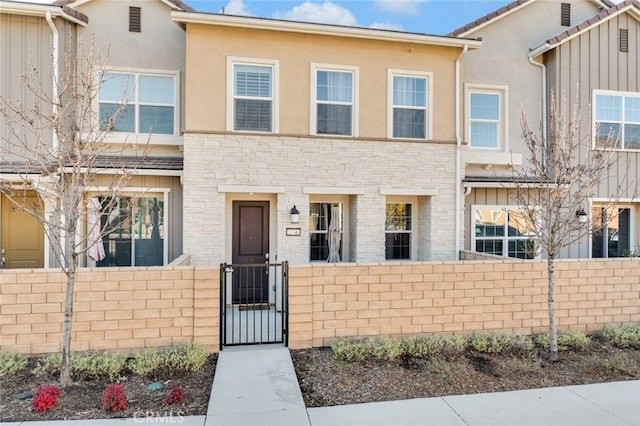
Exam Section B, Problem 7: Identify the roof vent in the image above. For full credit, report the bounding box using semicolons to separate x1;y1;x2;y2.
561;3;571;27
129;6;141;32
620;29;629;52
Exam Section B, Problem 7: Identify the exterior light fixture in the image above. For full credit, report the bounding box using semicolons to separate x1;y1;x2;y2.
290;205;300;224
576;208;588;224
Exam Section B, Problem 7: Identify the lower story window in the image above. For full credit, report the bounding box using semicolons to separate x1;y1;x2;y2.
385;203;411;260
309;202;343;262
96;195;164;267
473;206;536;259
592;206;631;257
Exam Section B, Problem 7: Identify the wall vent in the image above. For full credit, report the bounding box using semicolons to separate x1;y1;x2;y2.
561;3;571;26
129;7;141;32
620;29;629;53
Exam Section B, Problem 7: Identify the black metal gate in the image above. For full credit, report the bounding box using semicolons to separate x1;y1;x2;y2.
220;262;288;347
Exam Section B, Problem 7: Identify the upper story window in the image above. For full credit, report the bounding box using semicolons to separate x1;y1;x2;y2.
311;64;358;136
98;71;176;135
472;206;537;259
388;70;431;140
468;87;506;149
228;57;278;133
594;90;640;150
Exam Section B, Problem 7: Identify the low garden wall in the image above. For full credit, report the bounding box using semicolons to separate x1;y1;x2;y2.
287;258;640;349
1;258;638;354
0;267;219;354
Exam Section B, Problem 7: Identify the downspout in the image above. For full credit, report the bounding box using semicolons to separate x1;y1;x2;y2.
528;53;547;141
46;11;59;151
454;44;469;261
45;11;59;269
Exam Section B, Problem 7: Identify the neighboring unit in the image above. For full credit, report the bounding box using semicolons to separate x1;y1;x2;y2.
452;0;640;259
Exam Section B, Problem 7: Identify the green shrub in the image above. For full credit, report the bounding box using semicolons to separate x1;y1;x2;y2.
33;352;127;381
534;330;590;352
72;352;127;381
468;333;534;354
331;338;373;362
32;353;62;377
0;351;28;377
129;344;209;378
128;348;163;378
165;343;209;374
400;335;466;359
371;337;403;360
603;325;640;349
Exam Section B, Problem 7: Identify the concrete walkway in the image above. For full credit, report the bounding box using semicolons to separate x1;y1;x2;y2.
2;346;639;425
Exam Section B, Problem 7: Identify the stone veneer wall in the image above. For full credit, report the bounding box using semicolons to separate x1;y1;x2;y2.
1;259;638;354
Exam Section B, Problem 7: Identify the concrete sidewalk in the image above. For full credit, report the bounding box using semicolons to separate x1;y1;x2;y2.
2;346;639;426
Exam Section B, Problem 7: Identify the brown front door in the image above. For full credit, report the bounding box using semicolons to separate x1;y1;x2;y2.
1;193;45;269
232;201;270;304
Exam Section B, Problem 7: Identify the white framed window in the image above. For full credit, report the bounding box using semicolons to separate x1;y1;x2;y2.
98;70;178;135
593;90;640;150
385;200;413;260
90;191;169;267
466;85;507;149
591;204;633;257
310;63;358;136
227;57;279;133
388;69;432;139
472;205;537;259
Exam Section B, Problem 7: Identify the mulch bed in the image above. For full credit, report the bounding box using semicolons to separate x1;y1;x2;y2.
0;354;217;422
291;340;640;407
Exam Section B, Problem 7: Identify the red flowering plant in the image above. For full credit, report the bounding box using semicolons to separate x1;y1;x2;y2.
31;385;62;413
162;386;185;405
101;384;128;413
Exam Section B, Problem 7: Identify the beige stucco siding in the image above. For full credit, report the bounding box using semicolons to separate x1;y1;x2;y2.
185;24;459;141
460;0;603;178
75;0;186;145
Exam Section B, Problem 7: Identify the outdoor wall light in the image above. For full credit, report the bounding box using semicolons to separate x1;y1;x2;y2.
290;205;300;224
576;208;588;224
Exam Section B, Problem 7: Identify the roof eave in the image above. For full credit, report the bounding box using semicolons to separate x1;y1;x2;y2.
0;1;87;25
171;11;482;49
531;3;640;56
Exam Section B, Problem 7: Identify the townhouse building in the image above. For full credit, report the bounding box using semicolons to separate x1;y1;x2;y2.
451;0;640;260
0;0;190;268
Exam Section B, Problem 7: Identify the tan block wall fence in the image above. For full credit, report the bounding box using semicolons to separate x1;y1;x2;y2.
1;259;639;354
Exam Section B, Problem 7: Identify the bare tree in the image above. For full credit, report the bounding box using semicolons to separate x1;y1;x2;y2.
0;37;148;386
510;91;626;361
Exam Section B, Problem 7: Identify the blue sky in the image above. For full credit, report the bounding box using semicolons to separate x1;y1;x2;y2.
185;0;520;35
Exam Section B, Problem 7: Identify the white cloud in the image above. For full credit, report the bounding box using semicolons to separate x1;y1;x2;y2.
222;0;252;16
374;0;428;16
272;1;357;26
369;22;404;31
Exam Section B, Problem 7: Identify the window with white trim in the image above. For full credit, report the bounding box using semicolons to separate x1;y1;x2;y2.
385;203;412;260
228;58;278;132
311;64;358;136
98;71;176;135
309;202;344;262
469;90;503;148
592;205;632;258
593;90;640;150
95;194;165;267
388;70;431;139
472;206;537;259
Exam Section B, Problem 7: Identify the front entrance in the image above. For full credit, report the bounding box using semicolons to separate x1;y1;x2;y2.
1;193;44;269
232;201;270;304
